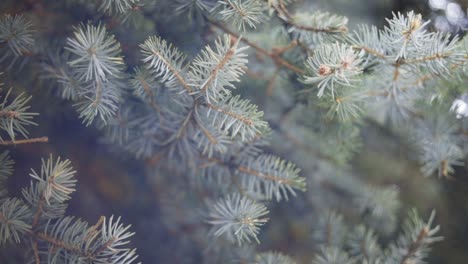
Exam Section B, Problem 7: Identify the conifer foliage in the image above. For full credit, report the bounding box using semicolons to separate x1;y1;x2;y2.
0;0;467;263
0;75;137;263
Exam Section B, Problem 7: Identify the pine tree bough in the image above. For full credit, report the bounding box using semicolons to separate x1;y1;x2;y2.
1;1;467;263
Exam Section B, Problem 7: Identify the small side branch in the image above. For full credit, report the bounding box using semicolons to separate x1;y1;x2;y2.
237;165;293;185
209;20;304;74
399;227;429;264
271;0;347;33
352;45;386;60
0;136;48;146
200;40;237;93
32;240;40;264
206;103;253;125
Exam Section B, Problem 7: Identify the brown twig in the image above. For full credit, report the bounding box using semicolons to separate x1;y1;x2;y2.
200;38;236;93
150;48;192;93
206;102;254;125
32;239;40;264
266;67;280;96
0;110;19;118
0;136;48;146
209;20;304;74
399;227;429;264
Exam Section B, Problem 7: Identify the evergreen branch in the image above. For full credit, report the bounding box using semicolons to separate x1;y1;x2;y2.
29;156;77;205
0;151;13;199
100;0;140;14
29;216;136;262
75;78;122;126
381;11;431;60
285;11;348;34
237;165;292;187
66;23;124;82
312;211;346;249
347;24;387;61
0;198;32;245
34;227;86;256
42;51;82;101
352;45;386;60
209;20;304;73
188;34;248;103
20;214;137;263
22;155;77;224
0;154;139;263
0;14;35;56
312;247;355;264
0;89;38;141
204;154;305;201
200;37;238;93
237;154;306;201
346;226;382;263
193;106;230;157
130;67;161;113
402;53;453;65
255;251;297;264
207;193;269;245
414;111;464;178
140;35;191;92
303;43;364;98
206;102;253;126
215;0;267;31
205;95;268;141
387;210;443;263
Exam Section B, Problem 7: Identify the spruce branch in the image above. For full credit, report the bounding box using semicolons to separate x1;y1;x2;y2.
173;0;216;19
214;0;267;32
0;198;31;245
75;78;122;126
269;2;348;45
66;23;124;82
287;11;348;34
28;155;76;205
386;210;442;264
100;0;140;14
0;14;35;57
207;193;269;245
188;34;248;103
312;247;355;264
130;67;162;113
193;106;231;157
42;51;82;101
347;24;387;60
209;20;304;73
34;215;137;263
22;156;76;222
0;154;139;263
140;35;191;92
0;88;38;141
237;154;306;201
255;251;297;264
346;225;382;263
381;11;431;60
303;43;364;98
0;151;13;199
312;211;346;249
206;95;268;141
